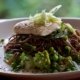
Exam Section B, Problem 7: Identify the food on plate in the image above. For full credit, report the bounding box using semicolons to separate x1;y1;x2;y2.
4;5;80;72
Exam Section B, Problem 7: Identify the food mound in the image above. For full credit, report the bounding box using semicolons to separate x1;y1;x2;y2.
4;5;80;72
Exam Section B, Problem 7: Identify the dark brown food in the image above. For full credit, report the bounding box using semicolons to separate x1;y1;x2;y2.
4;29;80;57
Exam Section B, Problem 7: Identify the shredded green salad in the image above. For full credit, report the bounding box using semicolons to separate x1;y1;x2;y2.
4;5;80;72
31;5;62;26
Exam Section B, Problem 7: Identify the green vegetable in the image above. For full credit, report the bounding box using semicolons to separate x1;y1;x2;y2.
65;23;75;34
31;5;62;27
11;52;29;71
58;55;64;61
11;58;21;71
19;52;29;66
51;55;76;72
4;51;14;64
49;47;59;62
33;50;50;70
66;56;72;61
4;53;14;64
61;23;75;34
4;52;13;60
65;46;71;55
53;54;59;62
49;47;57;54
73;53;80;63
51;62;59;72
49;5;62;14
33;10;46;26
46;26;68;40
63;56;76;71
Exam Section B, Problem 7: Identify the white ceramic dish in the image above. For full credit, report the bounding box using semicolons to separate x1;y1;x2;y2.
0;18;80;80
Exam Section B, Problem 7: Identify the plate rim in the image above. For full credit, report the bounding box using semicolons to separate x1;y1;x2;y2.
0;18;80;78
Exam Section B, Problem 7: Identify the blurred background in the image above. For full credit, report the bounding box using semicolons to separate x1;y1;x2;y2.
0;0;80;18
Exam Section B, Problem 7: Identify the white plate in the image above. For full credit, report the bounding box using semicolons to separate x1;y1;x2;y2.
0;18;80;80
